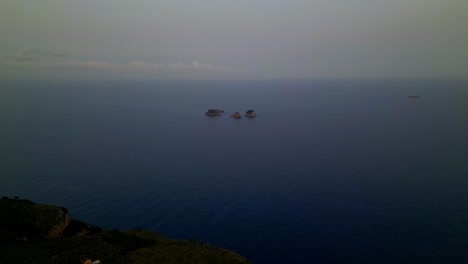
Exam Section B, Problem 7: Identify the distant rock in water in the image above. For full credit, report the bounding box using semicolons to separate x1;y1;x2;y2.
408;95;420;98
230;112;241;118
244;110;256;118
0;197;252;264
205;109;224;116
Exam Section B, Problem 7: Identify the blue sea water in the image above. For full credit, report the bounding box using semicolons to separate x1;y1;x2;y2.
1;79;468;263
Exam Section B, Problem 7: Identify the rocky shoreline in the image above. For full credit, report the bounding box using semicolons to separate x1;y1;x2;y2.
0;197;252;264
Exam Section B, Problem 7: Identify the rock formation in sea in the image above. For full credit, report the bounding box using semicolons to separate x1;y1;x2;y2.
244;110;256;118
230;112;242;118
205;109;225;116
0;197;252;264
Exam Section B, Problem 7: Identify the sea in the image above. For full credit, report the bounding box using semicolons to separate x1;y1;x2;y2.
1;79;467;263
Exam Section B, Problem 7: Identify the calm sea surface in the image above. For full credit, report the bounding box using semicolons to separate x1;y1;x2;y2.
1;80;468;263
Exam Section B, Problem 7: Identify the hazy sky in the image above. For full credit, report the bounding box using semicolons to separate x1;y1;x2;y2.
1;0;467;79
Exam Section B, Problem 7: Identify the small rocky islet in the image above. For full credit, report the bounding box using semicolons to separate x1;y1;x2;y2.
230;112;242;118
0;197;252;264
204;108;225;116
244;110;256;118
206;109;256;118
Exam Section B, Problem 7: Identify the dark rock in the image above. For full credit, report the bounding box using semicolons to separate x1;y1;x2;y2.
230;112;241;118
62;219;101;238
244;110;256;117
205;109;224;116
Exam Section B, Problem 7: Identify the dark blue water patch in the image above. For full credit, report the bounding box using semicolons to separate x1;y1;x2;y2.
1;79;468;263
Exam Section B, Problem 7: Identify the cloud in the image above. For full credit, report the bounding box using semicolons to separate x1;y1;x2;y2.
62;60;122;70
1;49;249;79
2;49;69;63
130;61;166;70
3;50;41;63
51;60;245;73
33;50;69;58
1;54;248;79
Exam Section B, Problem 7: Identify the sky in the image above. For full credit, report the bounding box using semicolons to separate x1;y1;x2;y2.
1;0;467;80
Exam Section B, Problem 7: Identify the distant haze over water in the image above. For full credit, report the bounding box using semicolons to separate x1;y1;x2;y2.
1;80;467;263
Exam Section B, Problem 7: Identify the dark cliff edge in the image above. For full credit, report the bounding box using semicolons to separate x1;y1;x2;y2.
0;197;252;264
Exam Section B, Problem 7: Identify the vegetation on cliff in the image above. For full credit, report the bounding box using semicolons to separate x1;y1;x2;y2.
0;197;252;264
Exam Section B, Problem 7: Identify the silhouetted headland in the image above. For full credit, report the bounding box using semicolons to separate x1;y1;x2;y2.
0;196;252;264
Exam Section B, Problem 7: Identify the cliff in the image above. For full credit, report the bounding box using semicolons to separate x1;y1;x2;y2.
0;197;70;241
0;197;252;264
